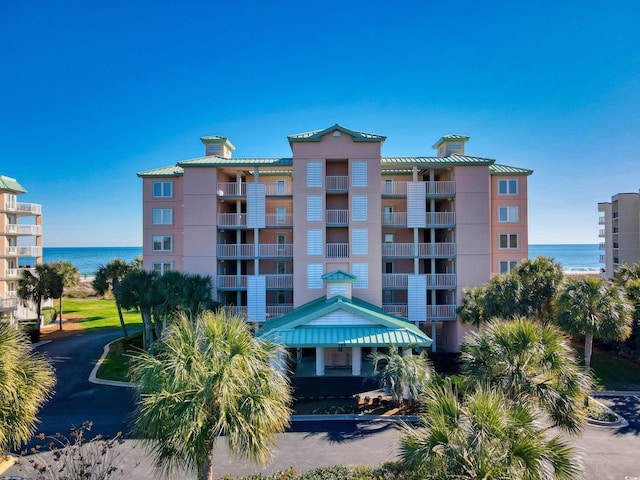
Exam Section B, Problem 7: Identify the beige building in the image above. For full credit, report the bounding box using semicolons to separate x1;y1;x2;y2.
599;192;640;279
138;125;532;352
0;175;43;323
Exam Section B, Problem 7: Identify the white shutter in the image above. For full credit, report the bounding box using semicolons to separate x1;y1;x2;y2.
307;161;322;187
352;263;368;289
351;195;367;221
351;161;367;187
352;229;368;255
407;182;426;228
307;195;323;221
307;264;323;289
247;275;266;323
246;183;266;228
408;274;427;321
307;229;323;255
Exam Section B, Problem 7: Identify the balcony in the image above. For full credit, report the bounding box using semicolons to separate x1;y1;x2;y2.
381;181;455;197
217;213;246;227
265;213;292;227
5;246;42;257
266;274;293;289
326;176;348;192
3;202;42;215
265;183;292;196
598;216;605;225
5;267;35;279
266;304;293;318
382;273;456;288
0;297;18;311
381;212;407;227
217;244;254;258
381;304;457;321
326;243;349;258
259;244;293;257
598;229;605;237
613;211;619;219
5;224;42;236
599;255;605;263
217;275;247;289
598;242;605;250
223;305;248;317
426;212;455;227
217;183;246;197
381;242;455;258
326;209;349;226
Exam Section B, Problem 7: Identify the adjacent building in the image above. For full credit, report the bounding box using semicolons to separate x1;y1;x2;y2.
0;175;43;323
599;192;640;279
138;124;531;357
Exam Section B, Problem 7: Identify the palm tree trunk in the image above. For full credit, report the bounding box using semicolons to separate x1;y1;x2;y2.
59;296;63;330
584;332;594;369
116;301;128;338
197;450;214;480
142;309;154;351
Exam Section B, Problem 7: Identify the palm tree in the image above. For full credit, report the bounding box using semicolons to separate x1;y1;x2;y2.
0;322;56;452
370;347;433;405
115;270;160;349
17;264;64;332
556;277;632;369
461;317;591;434
93;259;132;338
129;311;291;480
399;380;582;480
513;256;564;324
49;260;79;330
457;286;487;328
615;262;640;353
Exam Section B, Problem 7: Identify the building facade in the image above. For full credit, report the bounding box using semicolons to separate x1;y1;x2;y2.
599;192;640;279
0;175;43;323
138;125;531;352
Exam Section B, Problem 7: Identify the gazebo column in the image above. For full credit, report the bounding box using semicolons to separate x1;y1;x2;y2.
315;347;325;376
351;346;362;376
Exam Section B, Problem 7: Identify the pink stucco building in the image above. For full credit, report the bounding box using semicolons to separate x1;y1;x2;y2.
138;125;531;352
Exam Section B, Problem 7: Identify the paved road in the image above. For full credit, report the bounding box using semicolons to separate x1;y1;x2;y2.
6;333;640;479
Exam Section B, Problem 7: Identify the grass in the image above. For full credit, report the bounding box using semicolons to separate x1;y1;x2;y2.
59;297;142;332
590;348;640;390
96;332;143;382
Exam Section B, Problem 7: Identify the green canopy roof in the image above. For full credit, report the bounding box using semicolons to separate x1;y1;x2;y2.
0;175;27;193
288;124;386;144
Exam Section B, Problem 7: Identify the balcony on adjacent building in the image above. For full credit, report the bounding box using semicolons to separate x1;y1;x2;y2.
380;211;455;228
217;213;247;228
217;244;255;258
4;267;35;280
326;243;349;258
381;303;457;321
382;273;456;289
598;229;605;237
381;181;456;197
0;297;18;311
598;242;605;250
5;246;42;257
326;209;349;226
266;304;293;318
265;274;293;289
265;213;292;227
3;201;42;215
259;244;293;257
217;275;247;289
598;216;605;225
217;183;247;197
5;224;42;236
325;176;348;193
381;242;456;258
599;255;606;263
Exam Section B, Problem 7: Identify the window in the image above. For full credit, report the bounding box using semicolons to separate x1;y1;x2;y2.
383;205;395;224
498;179;518;195
152;208;173;225
276;290;286;304
384;233;395;243
498;206;519;223
384;179;394;194
276;179;286;194
206;143;222;155
152;235;173;252
352;263;368;289
499;260;518;274
448;142;462;152
152;181;173;198
307;161;322;187
276;234;287;253
352;161;367;187
276;262;287;274
351;195;367;221
499;234;519;249
307;195;322;221
276;206;286;224
152;262;173;274
385;262;394;274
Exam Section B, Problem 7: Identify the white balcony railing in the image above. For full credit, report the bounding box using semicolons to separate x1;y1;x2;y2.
259;244;293;257
0;297;18;310
3;202;42;214
599;229;605;237
598;242;605;250
381;243;456;257
5;224;42;235
598;216;605;225
380;212;455;227
382;304;408;317
381;274;457;288
5;268;35;279
382;304;457;320
381;181;455;196
599;255;606;263
265;213;292;227
381;212;407;226
217;183;246;197
326;176;348;191
5;246;43;257
326;243;349;258
266;274;293;289
223;305;248;317
217;275;248;289
425;212;455;226
217;244;255;258
217;213;247;227
264;183;292;196
326;209;349;225
382;274;408;288
266;304;293;318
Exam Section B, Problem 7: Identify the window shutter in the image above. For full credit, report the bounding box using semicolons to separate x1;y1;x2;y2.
307;264;323;289
407;182;426;228
307;161;322;187
351;161;367;187
408;274;427;321
352;263;368;289
351;195;367;221
247;275;266;323
307;195;323;221
246;183;266;228
352;229;368;255
307;229;323;255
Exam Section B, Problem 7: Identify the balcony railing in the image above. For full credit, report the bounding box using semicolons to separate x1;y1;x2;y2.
326;209;349;225
0;297;18;310
382;304;408;317
381;304;457;320
598;216;605;225
217;183;246;197
598;229;605;237
217;213;247;227
382;273;456;288
382;274;408;288
613;211;619;219
598;242;605;250
381;242;456;257
426;212;455;227
266;274;293;289
217;275;247;289
326;243;349;258
381;181;455;197
5;268;35;279
326;176;348;192
223;305;248;317
265;213;292;227
264;183;292;196
3;202;42;214
5;246;43;257
259;244;293;257
217;244;255;258
266;304;293;318
381;212;407;226
599;255;606;263
5;225;42;235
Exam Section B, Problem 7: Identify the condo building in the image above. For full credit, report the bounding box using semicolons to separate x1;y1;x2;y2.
0;175;43;323
138;125;531;355
599;192;640;279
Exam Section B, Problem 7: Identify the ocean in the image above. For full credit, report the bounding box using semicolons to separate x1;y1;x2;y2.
21;244;601;277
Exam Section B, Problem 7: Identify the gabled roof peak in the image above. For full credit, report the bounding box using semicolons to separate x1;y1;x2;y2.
432;134;470;150
288;124;386;144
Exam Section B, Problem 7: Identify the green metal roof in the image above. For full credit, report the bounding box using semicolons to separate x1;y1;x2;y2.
177;156;293;167
381;154;495;167
322;270;357;283
489;164;534;175
0;175;27;193
137;165;184;177
432;134;470;149
288;124;386;144
258;295;432;348
200;135;236;151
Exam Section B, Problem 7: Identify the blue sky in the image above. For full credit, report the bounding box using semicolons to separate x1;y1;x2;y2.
1;1;639;247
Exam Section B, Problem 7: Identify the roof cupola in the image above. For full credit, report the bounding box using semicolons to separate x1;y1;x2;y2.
432;134;470;157
200;136;235;158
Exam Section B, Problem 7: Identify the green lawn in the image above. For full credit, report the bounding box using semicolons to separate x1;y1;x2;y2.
59;297;142;332
97;332;143;382
590;349;640;391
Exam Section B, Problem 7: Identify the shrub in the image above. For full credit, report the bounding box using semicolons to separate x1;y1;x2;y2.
41;307;57;325
18;318;40;343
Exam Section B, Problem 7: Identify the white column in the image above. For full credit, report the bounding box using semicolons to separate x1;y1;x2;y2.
315;347;325;376
431;322;437;353
351;346;362;376
403;347;412;356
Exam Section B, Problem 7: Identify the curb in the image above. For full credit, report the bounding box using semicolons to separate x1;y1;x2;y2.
0;455;16;475
88;339;137;388
586;397;629;429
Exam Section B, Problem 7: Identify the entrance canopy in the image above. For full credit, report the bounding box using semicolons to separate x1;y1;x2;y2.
258;295;432;348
